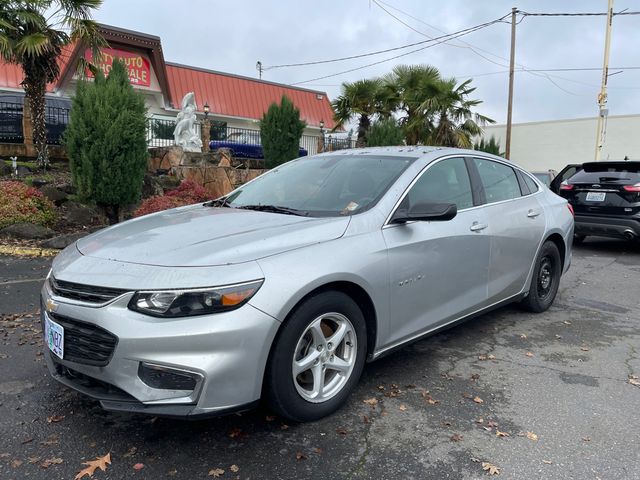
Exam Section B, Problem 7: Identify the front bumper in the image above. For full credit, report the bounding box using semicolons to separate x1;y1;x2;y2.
574;214;640;239
41;281;280;418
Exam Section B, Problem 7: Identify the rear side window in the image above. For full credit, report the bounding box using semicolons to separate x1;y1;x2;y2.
522;174;539;193
474;158;522;203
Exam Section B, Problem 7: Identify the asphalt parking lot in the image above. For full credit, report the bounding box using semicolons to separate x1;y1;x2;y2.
1;238;639;480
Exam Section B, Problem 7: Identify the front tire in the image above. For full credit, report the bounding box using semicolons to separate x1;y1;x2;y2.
265;291;367;422
521;240;562;313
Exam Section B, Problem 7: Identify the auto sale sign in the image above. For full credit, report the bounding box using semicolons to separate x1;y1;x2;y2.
85;48;151;86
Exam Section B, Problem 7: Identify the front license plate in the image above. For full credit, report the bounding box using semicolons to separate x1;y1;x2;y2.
586;191;606;202
44;315;64;359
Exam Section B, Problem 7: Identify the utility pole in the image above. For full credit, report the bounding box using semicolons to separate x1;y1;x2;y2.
505;7;517;160
594;0;614;161
256;61;263;80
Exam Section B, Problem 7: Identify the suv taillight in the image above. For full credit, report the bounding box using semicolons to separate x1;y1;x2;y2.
560;181;574;191
623;183;640;192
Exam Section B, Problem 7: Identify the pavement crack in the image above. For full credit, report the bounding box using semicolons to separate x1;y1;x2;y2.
623;343;639;378
346;403;378;479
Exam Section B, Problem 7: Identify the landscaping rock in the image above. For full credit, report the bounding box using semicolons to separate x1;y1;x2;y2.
157;175;181;191
41;231;89;249
58;183;76;195
40;185;68;205
142;174;164;198
16;165;31;177
64;202;100;226
0;163;12;176
0;222;55;240
31;178;49;188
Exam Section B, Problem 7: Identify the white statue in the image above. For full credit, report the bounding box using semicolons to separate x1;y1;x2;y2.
174;92;203;152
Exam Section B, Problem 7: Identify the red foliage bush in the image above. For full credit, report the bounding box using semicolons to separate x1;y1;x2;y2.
0;181;57;228
133;180;210;218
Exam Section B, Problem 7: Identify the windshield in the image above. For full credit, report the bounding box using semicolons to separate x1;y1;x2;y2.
225;154;416;217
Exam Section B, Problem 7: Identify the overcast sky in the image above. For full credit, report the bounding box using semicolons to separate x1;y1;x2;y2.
94;0;640;125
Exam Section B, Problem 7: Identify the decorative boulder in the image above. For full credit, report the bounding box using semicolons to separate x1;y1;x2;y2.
40;185;68;205
0;222;55;240
41;232;91;249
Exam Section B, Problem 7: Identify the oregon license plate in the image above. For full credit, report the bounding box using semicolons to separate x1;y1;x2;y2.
586;191;606;202
44;315;64;359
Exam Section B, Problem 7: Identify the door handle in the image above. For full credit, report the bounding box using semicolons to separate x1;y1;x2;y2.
527;210;540;218
470;222;488;232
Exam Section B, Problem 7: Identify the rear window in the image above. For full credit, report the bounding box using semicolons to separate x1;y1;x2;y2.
570;162;640;184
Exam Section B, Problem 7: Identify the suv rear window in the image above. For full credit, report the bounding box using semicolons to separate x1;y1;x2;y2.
569;162;640;184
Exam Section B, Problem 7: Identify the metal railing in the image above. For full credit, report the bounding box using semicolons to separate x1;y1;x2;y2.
0;101;70;145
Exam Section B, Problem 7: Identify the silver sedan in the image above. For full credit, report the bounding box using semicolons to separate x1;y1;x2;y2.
41;147;574;421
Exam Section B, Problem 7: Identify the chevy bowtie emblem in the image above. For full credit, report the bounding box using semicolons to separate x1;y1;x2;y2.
45;298;58;313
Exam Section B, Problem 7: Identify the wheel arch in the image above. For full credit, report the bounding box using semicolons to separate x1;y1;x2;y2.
545;232;566;271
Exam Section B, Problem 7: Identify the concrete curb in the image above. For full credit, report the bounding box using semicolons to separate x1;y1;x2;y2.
0;245;59;257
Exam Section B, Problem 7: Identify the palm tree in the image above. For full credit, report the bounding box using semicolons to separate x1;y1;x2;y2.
474;135;504;157
332;78;388;147
426;77;495;148
384;64;440;145
0;0;105;167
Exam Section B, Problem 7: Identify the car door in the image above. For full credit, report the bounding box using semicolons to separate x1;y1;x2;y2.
550;164;581;194
382;156;490;348
472;157;546;303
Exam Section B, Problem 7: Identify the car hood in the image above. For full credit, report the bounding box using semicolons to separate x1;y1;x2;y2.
76;205;350;267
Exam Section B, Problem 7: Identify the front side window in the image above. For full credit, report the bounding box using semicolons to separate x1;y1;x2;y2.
474;158;522;203
406;157;474;210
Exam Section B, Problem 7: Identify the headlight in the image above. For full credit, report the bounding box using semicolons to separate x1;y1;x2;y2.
128;280;263;318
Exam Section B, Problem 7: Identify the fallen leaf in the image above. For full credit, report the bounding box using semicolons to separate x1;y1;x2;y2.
41;434;59;445
46;415;65;423
470;373;480;381
11;459;23;468
495;430;510;437
482;462;500;475
363;398;378;406
295;452;307;461
526;431;538;441
525;351;534;357
336;427;348;436
478;354;487;361
168;469;178;476
133;463;144;471
520;334;527;339
542;460;553;464
265;415;276;422
443;420;452;427
74;454;110;479
628;376;640;387
209;468;225;477
487;354;496;360
399;404;407;411
230;464;239;473
475;418;484;424
580;346;590;352
582;436;591;442
450;433;463;442
21;437;33;444
280;424;289;430
312;447;323;454
563;320;572;325
41;457;63;469
487;421;498;427
363;415;369;424
28;456;41;464
473;396;484;404
228;428;243;438
555;334;563;339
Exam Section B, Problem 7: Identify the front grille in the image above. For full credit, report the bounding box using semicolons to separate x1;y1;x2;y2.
49;313;118;366
50;277;128;304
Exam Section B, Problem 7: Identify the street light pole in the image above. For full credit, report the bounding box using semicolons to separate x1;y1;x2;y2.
505;7;518;160
594;0;614;161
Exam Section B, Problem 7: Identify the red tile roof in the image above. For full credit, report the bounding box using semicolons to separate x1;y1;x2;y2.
0;44;77;92
0;43;336;129
165;63;335;129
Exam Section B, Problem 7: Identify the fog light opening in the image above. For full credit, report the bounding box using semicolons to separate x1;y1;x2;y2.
138;362;199;391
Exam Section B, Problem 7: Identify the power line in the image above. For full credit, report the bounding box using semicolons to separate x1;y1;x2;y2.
289;17;506;86
263;15;508;71
519;10;640;17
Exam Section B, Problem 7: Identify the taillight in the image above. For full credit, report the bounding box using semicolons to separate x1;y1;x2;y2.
567;203;574;216
623;183;640;192
559;181;574;191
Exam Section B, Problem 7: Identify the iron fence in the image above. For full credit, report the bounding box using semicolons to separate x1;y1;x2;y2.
0;101;70;145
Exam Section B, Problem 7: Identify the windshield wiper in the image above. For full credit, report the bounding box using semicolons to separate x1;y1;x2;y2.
237;204;309;216
204;197;231;207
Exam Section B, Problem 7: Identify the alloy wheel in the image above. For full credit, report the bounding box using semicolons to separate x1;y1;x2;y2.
292;313;357;403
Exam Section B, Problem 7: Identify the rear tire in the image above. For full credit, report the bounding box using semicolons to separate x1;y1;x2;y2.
521;240;562;313
265;291;367;422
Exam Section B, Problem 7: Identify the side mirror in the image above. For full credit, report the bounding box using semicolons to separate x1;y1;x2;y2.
392;202;457;223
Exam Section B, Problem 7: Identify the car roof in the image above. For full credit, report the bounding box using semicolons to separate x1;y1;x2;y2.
312;146;509;163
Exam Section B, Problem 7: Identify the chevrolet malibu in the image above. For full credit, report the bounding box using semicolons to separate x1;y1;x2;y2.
41;147;574;422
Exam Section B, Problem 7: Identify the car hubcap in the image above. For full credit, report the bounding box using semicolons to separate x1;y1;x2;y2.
292;313;357;403
538;257;553;299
